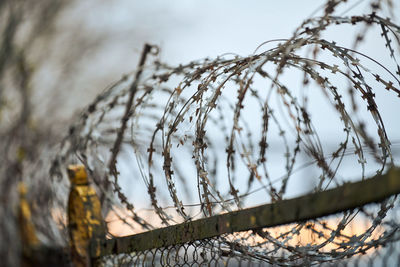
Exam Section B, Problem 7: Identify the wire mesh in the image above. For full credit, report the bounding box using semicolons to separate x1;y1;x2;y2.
95;202;400;266
95;239;400;267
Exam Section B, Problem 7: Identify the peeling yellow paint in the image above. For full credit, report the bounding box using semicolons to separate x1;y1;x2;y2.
18;182;39;251
67;165;105;266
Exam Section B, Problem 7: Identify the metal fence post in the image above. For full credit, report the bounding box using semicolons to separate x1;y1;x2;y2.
67;165;105;267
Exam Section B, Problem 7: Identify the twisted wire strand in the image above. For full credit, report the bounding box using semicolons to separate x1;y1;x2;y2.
51;7;400;266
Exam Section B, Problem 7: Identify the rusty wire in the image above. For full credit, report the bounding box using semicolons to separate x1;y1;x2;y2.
49;0;400;265
95;226;400;266
94;202;400;266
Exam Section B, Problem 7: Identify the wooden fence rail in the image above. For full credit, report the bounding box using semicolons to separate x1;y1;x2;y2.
89;167;400;260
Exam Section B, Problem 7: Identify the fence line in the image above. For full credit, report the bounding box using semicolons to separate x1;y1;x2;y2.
90;167;400;261
45;13;400;264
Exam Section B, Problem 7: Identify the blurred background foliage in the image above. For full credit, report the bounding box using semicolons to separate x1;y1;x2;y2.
0;0;149;265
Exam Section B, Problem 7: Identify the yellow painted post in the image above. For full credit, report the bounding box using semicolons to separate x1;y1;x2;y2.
18;182;40;266
67;165;105;267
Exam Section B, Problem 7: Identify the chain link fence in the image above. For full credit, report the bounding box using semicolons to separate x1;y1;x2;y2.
95;207;400;266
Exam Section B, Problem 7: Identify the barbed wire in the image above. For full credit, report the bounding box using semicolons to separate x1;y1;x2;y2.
49;1;400;265
95;203;400;266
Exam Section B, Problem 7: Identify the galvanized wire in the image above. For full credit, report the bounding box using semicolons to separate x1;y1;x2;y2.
95;203;400;266
49;1;400;265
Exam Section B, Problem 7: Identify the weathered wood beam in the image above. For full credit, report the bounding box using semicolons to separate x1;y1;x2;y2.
92;168;400;258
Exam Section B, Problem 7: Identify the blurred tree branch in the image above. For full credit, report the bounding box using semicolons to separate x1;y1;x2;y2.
0;1;70;266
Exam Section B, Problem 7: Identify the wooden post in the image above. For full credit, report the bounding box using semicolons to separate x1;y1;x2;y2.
18;182;39;266
67;165;105;267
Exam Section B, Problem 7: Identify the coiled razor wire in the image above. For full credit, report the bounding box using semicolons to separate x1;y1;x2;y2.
50;4;400;266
